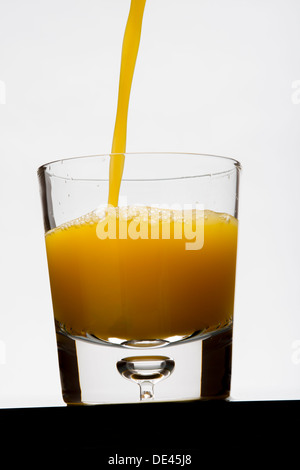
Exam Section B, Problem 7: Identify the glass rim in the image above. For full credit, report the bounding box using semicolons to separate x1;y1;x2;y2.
37;152;241;182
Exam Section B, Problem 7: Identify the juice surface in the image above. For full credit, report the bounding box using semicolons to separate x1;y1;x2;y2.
45;207;238;343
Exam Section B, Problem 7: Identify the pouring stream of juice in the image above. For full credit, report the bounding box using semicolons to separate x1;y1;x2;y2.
108;0;147;207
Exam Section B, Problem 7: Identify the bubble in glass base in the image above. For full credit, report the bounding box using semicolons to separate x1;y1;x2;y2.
116;356;175;401
55;325;233;405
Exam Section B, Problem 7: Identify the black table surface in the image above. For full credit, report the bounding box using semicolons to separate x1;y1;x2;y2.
1;400;298;464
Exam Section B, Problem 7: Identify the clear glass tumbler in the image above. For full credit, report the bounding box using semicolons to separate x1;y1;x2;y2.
38;152;241;405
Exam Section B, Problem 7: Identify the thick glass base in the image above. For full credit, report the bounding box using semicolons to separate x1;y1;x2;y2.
56;325;232;405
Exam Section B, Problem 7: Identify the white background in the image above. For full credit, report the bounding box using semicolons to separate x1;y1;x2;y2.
0;0;300;408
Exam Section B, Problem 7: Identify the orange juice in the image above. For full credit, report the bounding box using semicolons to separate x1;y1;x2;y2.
45;207;238;343
108;0;147;207
44;0;239;347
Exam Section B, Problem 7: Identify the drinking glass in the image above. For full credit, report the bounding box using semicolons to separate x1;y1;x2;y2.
38;152;241;405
